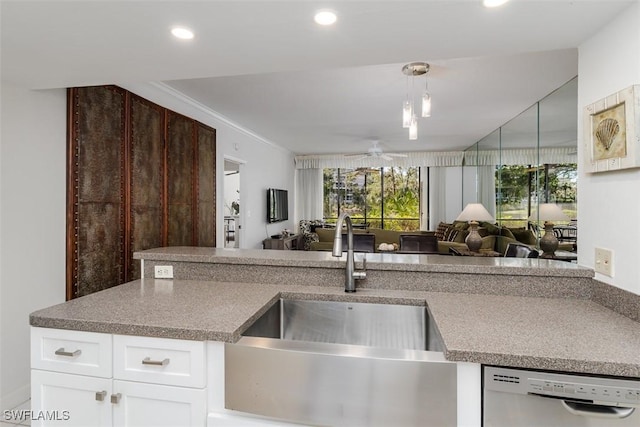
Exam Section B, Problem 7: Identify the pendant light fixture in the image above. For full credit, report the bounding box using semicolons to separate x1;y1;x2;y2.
401;62;431;140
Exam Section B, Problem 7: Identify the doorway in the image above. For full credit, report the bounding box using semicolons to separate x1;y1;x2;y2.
224;159;242;248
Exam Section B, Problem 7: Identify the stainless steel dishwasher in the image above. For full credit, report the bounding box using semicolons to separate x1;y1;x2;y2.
484;366;640;426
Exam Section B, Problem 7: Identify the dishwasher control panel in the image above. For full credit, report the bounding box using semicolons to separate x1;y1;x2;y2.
485;366;640;406
527;377;640;405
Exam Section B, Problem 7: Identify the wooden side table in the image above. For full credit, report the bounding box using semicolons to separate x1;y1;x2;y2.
263;234;299;250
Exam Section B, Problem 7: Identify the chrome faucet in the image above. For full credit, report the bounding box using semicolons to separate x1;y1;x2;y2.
332;213;367;292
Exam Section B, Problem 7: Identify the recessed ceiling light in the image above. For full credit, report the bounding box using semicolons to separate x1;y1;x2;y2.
171;27;194;40
483;0;509;7
314;10;337;26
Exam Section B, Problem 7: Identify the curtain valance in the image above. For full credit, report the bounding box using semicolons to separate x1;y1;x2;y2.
294;151;465;169
463;146;577;166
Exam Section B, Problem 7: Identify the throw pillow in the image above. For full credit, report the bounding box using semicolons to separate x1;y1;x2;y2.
453;229;469;243
479;221;500;235
501;227;516;240
443;226;458;241
452;220;470;230
435;222;450;240
510;228;537;245
302;233;319;250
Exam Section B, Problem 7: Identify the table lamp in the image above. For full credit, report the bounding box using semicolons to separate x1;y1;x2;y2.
456;203;494;252
529;203;569;258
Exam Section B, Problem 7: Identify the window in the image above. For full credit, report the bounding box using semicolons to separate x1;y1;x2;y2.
323;167;420;230
496;163;577;228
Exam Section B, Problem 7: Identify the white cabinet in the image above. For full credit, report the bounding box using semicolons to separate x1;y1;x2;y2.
31;370;112;426
113;380;206;427
31;328;207;427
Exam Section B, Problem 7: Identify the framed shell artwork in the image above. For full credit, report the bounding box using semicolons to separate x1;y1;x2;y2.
584;85;640;173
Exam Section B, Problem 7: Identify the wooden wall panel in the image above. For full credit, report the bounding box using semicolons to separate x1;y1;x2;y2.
69;86;126;298
129;95;164;280
197;124;216;246
67;86;216;299
167;112;195;246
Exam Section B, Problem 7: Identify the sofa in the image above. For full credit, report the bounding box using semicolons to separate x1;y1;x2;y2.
308;227;436;253
298;219;572;255
434;220;574;255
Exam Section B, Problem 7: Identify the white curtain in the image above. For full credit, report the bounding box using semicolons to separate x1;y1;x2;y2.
428;167;447;230
477;166;497;219
295;168;323;223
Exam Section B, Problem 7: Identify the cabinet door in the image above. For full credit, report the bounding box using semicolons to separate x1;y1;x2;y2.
31;370;112;427
167;112;195;246
112;380;206;427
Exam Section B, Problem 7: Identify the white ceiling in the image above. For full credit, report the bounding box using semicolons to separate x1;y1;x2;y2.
1;0;634;155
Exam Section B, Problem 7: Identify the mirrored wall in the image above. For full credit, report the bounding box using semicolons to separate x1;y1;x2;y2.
463;77;578;239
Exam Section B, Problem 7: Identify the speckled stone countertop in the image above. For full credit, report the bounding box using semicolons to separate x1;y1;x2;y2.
31;278;640;377
134;247;592;278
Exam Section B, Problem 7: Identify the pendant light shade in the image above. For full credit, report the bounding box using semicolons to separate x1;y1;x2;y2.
409;114;418;140
402;100;413;128
422;91;431;117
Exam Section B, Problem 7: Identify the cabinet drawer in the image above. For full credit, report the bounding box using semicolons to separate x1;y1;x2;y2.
31;327;112;378
113;335;206;388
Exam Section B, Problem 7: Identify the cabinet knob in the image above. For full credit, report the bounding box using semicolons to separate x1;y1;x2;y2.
95;391;107;401
142;357;170;367
110;393;122;404
55;347;82;357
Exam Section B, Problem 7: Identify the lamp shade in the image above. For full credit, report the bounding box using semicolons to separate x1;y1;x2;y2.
528;203;569;222
456;203;494;222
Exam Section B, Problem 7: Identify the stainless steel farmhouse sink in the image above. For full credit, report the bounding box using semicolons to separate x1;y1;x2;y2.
225;299;457;426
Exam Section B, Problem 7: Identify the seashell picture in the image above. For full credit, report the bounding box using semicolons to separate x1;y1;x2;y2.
585;85;640;173
592;102;627;161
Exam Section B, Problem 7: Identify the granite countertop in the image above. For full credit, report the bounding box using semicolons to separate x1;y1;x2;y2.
30;278;640;377
135;247;593;278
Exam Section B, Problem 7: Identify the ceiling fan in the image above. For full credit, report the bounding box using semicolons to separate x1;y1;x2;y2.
345;141;408;161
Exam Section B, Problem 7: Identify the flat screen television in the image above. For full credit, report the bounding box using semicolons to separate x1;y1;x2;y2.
267;188;289;223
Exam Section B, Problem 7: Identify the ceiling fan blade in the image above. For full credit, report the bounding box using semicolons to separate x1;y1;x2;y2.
386;153;408;158
381;154;393;161
344;153;367;158
346;154;368;161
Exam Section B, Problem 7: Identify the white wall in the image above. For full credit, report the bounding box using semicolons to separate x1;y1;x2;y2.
120;83;296;249
578;1;640;295
0;85;67;410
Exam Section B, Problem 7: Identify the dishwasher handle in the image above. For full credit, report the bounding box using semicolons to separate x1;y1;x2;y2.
561;400;635;419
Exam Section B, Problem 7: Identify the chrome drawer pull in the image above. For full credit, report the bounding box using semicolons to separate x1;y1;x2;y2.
55;347;81;357
110;393;121;404
142;357;170;367
95;391;107;401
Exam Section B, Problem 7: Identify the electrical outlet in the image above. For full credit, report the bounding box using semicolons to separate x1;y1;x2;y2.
154;265;174;279
594;248;613;277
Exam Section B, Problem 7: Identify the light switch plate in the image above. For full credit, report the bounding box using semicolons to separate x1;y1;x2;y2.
594;248;613;277
154;265;174;279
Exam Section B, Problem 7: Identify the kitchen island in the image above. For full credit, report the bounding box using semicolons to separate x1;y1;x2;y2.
30;248;640;426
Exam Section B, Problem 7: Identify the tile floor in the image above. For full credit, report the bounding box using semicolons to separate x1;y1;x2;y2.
1;400;31;426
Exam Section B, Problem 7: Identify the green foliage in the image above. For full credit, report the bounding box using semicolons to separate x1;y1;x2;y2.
323;166;420;230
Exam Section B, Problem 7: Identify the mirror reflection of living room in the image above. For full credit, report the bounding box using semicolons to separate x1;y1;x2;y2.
224;160;241;248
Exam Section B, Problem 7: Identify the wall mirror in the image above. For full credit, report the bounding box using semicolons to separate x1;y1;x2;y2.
463;77;578;251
